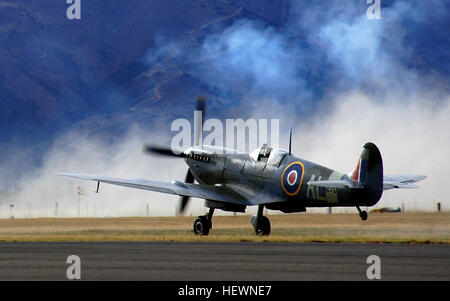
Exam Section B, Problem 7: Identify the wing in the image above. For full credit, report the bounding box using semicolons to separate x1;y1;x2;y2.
382;174;426;190
222;182;284;205
58;173;249;205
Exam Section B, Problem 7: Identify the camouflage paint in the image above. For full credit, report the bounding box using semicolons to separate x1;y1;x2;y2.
187;143;383;212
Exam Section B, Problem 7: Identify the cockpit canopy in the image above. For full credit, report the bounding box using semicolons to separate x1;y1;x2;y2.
250;144;288;167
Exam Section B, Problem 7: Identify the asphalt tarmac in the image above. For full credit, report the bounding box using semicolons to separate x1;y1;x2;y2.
0;242;448;281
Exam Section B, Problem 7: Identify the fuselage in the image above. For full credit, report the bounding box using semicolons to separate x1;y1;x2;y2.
184;145;375;211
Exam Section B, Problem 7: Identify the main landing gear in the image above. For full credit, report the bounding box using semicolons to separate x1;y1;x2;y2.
193;205;272;236
193;208;214;235
356;206;368;221
251;205;271;236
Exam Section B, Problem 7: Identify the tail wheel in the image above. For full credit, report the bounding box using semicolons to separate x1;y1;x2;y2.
356;206;368;221
360;210;368;221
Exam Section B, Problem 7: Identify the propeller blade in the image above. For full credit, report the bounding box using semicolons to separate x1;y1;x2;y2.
194;96;207;146
178;168;195;215
196;96;207;114
185;167;195;184
142;144;184;158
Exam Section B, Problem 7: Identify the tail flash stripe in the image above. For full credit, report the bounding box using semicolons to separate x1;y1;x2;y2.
352;159;361;181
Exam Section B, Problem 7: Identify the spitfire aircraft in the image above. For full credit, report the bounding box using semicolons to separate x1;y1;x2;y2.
59;99;426;236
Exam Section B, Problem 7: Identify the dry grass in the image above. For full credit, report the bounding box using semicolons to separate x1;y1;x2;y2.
0;212;448;243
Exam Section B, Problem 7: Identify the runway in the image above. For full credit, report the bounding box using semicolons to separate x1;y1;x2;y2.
0;242;448;280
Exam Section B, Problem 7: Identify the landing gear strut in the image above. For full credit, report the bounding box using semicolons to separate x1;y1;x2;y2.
193;208;214;236
251;205;271;236
356;206;368;221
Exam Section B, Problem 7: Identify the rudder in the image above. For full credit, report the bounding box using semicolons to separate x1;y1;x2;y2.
350;142;383;205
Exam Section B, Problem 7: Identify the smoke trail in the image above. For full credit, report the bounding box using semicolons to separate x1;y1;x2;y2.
4;126;188;218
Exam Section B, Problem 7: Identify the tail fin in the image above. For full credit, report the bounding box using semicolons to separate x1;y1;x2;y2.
350;142;384;205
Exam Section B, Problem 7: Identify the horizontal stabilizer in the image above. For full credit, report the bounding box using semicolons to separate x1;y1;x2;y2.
382;174;426;190
307;179;363;189
383;182;418;190
309;174;426;191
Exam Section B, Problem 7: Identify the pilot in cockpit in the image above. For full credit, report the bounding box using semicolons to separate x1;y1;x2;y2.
257;144;272;162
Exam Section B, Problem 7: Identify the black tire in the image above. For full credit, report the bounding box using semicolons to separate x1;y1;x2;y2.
360;210;368;221
193;216;210;236
254;216;271;236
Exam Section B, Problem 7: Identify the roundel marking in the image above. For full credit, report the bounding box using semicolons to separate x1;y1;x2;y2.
287;170;297;186
281;161;305;196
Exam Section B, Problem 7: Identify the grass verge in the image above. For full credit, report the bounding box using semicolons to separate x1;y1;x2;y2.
0;213;448;244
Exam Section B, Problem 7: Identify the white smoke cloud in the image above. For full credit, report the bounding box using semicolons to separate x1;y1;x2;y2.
196;20;312;108
284;0;449;212
3;126;195;218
